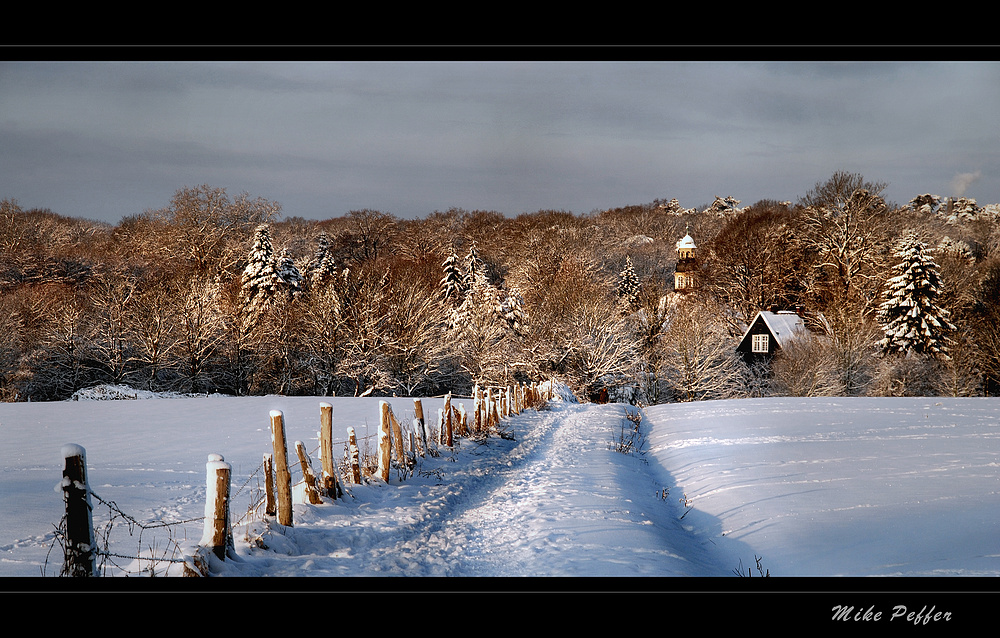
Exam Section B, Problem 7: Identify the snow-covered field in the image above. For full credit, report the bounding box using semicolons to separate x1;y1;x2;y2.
3;385;1000;588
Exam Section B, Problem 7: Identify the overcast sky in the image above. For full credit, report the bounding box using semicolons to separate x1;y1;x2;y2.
2;57;998;225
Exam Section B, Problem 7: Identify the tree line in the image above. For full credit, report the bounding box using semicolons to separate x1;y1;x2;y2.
2;172;999;403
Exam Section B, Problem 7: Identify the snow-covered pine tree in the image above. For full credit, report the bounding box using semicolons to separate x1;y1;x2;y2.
500;287;528;336
462;242;485;293
447;266;514;383
440;247;465;303
241;224;283;321
304;232;338;290
617;256;640;311
275;248;303;297
877;232;957;358
449;267;490;331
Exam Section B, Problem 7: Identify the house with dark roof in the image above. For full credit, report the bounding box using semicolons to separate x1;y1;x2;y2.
736;309;810;367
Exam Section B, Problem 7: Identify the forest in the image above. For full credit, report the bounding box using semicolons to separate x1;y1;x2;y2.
2;171;999;404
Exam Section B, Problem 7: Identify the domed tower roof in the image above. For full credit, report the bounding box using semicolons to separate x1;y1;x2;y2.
676;224;696;251
676;233;696;250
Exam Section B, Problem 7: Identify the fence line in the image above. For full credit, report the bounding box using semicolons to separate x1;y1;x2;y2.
56;380;553;577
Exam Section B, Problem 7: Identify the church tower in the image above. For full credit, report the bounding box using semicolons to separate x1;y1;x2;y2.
674;228;697;291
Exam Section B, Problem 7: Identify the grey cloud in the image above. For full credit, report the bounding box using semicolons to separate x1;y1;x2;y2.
2;60;998;223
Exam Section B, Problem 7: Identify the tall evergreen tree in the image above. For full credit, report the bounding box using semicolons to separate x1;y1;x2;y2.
617;255;641;311
241;224;282;321
462;242;485;293
304;232;337;290
499;287;529;336
877;233;957;358
440;247;464;303
275;248;303;297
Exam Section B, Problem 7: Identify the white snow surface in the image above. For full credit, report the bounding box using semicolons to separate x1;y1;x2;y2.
3;385;1000;580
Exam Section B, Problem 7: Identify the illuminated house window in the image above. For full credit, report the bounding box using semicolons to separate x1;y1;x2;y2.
752;334;769;353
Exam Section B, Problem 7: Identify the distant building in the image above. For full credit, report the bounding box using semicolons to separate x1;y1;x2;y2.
736;309;809;367
674;230;697;291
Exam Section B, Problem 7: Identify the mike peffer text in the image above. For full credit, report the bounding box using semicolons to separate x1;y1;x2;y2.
831;604;952;625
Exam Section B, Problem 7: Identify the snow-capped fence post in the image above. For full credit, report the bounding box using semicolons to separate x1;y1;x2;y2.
295;441;323;505
347;427;362;483
60;444;97;577
200;453;233;560
263;453;276;517
377;402;392;482
270;410;293;526
318;402;342;500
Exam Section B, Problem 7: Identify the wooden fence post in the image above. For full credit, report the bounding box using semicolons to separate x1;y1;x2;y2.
347;427;361;483
413;415;426;456
270;410;293;527
485;388;493;430
263;453;276;517
388;405;406;466
200;453;233;560
61;444;97;577
489;394;500;430
411;418;424;456
377;401;392;482
443;393;453;447
318;403;341;499
413;399;429;455
472;386;483;434
457;404;467;437
295;441;323;505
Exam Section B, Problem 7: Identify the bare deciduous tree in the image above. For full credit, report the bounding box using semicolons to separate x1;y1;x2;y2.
659;297;745;402
706;202;805;328
150;185;281;275
769;335;844;397
173;279;225;394
381;277;453;396
798;172;893;314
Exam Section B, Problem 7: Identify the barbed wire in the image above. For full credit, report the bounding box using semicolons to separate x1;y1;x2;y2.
47;408;467;576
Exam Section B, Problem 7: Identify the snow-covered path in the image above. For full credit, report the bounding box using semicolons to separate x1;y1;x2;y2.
439;403;732;576
11;391;995;581
209;401;736;577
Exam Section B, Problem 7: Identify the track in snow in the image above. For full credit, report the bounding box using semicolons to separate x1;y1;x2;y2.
222;402;736;577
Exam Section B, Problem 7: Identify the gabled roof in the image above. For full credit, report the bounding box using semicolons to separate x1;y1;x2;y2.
738;310;808;350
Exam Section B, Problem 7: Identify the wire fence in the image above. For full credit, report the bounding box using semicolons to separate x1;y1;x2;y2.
48;382;549;577
44;429;386;577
